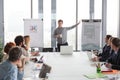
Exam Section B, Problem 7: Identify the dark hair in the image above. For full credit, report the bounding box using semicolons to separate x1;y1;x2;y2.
58;19;63;23
8;47;22;62
106;35;112;40
4;42;16;54
112;38;120;47
21;44;28;51
14;35;24;46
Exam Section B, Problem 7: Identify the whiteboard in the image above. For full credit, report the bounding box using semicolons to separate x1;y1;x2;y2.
81;19;101;51
24;19;43;48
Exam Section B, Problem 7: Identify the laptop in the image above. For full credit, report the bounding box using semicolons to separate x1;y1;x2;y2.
60;46;73;55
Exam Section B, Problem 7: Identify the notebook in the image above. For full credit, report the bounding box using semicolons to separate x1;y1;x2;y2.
60;46;73;55
84;73;106;79
101;65;113;72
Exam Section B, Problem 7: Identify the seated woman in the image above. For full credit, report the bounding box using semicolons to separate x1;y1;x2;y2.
106;37;114;60
0;47;25;80
105;38;120;70
2;42;16;61
24;35;30;51
92;35;112;62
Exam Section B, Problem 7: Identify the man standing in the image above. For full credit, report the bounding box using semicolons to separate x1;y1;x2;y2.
54;19;80;52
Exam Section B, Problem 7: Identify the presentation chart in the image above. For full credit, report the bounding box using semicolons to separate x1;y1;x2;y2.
82;19;101;51
24;19;43;48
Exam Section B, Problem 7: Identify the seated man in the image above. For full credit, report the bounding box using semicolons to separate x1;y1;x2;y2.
14;35;28;57
0;47;24;80
105;38;120;70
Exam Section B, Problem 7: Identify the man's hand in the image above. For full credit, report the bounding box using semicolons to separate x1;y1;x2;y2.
55;35;60;38
92;57;99;62
77;20;81;25
55;34;62;38
17;58;27;71
105;63;112;68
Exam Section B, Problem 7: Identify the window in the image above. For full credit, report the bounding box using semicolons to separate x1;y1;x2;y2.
4;0;38;44
78;0;89;50
4;0;119;51
43;0;52;47
94;0;102;19
107;0;119;37
56;0;76;50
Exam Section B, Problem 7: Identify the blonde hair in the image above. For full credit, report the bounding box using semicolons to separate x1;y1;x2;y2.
24;35;30;50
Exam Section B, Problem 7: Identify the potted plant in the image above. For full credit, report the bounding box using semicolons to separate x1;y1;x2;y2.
0;39;3;62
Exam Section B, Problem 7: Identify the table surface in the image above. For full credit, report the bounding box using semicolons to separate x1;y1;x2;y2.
23;52;120;80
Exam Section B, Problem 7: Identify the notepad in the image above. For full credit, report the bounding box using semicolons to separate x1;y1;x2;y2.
102;70;119;74
101;65;113;72
83;73;107;79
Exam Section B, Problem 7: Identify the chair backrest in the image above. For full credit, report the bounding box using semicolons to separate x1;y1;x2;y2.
42;48;53;52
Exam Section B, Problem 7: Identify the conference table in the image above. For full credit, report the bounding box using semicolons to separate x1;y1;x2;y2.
23;52;120;80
